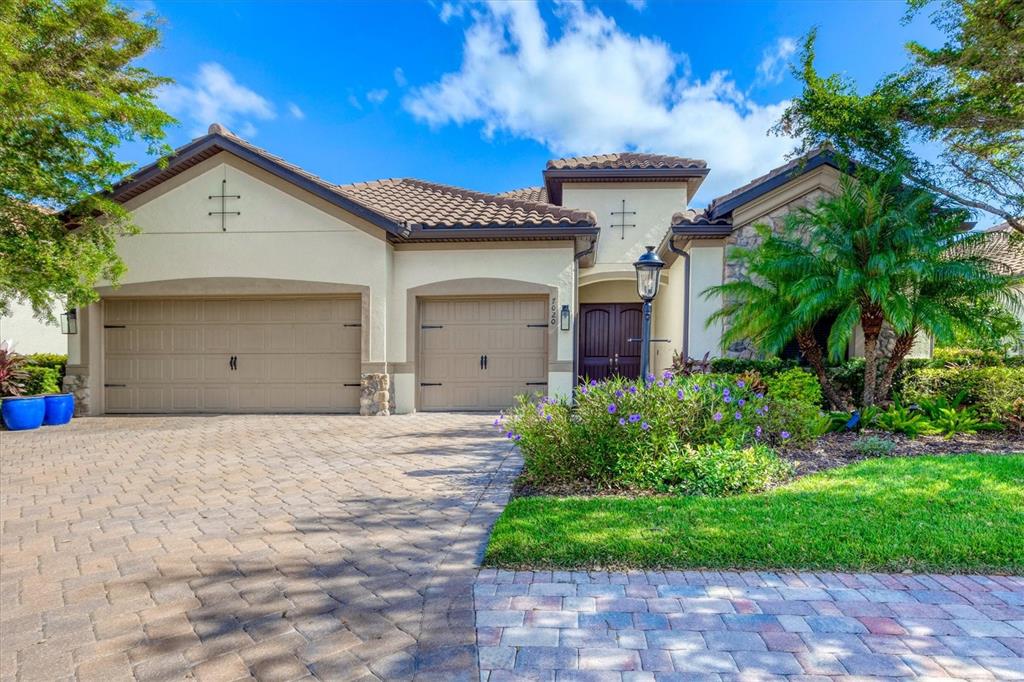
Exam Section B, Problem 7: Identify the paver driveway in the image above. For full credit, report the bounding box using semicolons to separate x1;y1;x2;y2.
1;413;517;682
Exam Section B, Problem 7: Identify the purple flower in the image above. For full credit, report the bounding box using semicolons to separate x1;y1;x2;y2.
614;389;625;399
513;434;522;441
781;431;791;440
692;384;701;392
646;373;656;382
755;392;764;400
656;381;664;387
755;426;763;438
629;386;638;394
723;395;733;404
677;389;685;400
618;417;626;426
663;370;674;380
608;403;618;414
723;387;731;396
713;412;723;422
493;418;502;426
505;431;515;439
734;411;742;420
641;422;651;431
629;413;642;423
737;379;746;388
545;414;553;422
590;379;598;386
737;398;746;407
580;386;588;395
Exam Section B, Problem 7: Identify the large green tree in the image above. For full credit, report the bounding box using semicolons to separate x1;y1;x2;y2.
0;0;173;320
776;0;1024;233
709;171;1022;407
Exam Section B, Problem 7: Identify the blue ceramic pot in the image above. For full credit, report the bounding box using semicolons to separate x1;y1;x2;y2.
2;396;46;431
43;393;75;425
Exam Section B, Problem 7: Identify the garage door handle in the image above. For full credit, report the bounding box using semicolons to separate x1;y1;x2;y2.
483;354;488;370
420;382;442;387
229;355;237;370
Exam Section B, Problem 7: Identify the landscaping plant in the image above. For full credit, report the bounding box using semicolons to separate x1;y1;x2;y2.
0;341;27;396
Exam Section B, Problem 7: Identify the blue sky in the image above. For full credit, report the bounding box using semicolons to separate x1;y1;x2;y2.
123;0;941;208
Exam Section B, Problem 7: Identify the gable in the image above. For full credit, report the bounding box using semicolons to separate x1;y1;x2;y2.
124;152;389;240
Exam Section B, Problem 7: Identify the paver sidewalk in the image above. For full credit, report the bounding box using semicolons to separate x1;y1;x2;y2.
475;569;1024;680
1;414;516;681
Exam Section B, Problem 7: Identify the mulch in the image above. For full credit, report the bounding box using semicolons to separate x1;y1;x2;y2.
779;430;1024;475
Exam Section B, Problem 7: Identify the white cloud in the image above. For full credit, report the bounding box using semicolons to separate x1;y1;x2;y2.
347;93;363;110
394;67;407;87
404;2;796;201
287;102;305;120
367;89;389;104
159;63;275;137
756;37;797;86
625;0;646;10
439;1;465;23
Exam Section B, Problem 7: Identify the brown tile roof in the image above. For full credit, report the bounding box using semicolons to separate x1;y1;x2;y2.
546;152;707;171
497;186;549;204
977;223;1024;275
671;208;733;228
705;147;841;218
336;178;594;229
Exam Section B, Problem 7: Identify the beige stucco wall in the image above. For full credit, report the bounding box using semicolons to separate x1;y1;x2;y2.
0;301;67;355
652;257;686;371
688;243;725;359
579;279;636;304
388;242;576;413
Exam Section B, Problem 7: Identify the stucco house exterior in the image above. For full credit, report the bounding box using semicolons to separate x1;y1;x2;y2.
60;124;865;416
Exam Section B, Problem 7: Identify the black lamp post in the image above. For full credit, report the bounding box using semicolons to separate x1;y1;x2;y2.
633;245;664;381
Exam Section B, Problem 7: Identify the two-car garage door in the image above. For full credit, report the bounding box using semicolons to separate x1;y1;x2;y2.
418;297;549;411
104;298;361;413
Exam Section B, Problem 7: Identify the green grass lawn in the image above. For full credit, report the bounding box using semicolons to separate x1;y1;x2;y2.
485;454;1024;573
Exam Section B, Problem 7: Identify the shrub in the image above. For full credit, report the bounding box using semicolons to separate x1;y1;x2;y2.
22;365;60;395
930;347;1005;368
24;353;67;383
765;368;823;407
852;435;896;456
619;440;793;496
709;358;798;375
502;372;815;491
901;366;1024;423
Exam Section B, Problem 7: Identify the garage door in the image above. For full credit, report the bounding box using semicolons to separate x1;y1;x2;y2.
418;297;548;411
103;298;361;413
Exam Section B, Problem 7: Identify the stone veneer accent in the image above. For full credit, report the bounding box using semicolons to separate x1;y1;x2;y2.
360;372;390;416
61;369;90;417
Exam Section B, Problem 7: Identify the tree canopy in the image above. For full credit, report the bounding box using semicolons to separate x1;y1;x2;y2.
776;0;1024;232
0;0;173;320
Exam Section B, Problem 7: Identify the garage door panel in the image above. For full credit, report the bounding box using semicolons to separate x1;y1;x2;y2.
419;297;548;412
104;297;360;413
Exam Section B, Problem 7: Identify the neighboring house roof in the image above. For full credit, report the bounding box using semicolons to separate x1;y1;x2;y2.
546;153;707;171
542;152;709;205
337;178;594;230
109;124;598;242
977;223;1024;275
671;147;844;237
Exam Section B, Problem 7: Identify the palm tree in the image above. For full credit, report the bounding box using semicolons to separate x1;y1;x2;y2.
788;170;1022;405
705;225;850;410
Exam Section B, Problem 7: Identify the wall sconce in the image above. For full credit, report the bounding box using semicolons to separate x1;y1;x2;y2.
60;309;78;335
560;304;571;331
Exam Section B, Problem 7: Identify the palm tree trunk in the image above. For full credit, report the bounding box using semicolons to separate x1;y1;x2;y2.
861;308;885;407
875;332;916;405
795;329;849;410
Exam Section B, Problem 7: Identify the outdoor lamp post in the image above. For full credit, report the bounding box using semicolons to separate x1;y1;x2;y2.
633;245;664;381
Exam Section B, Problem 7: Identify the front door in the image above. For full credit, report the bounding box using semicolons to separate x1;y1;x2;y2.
578;303;643;381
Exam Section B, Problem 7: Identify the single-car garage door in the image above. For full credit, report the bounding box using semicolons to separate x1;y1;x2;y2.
418;297;548;411
103;297;361;413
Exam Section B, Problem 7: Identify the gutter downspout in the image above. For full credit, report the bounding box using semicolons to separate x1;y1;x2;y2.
572;236;597;386
668;235;692;363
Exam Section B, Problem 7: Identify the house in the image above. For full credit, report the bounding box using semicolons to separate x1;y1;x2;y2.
976;223;1024;354
63;124;859;416
0;302;66;355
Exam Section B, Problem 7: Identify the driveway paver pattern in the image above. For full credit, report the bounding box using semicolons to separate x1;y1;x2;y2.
475;569;1024;680
1;414;516;681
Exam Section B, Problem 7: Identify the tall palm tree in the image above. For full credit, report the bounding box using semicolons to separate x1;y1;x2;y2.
705;225;850;409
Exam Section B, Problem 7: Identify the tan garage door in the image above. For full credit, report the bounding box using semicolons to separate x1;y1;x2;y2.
103;298;361;413
418;297;548;411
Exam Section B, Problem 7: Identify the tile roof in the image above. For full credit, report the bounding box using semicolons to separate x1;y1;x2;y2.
670;208;733;228
336;178;594;229
705;147;840;218
546;152;707;171
497;186;549;204
977;223;1024;275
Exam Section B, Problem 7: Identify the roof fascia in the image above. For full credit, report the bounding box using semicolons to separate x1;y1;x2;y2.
393;225;600;242
708;153;842;219
543;167;710;205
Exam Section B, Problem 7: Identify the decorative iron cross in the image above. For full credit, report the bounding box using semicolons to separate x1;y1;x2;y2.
610;199;636;240
208;178;241;231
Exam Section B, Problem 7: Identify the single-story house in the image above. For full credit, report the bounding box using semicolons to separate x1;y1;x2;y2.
57;124;895;416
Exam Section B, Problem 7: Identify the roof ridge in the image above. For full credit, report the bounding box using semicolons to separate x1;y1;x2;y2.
546;151;707;171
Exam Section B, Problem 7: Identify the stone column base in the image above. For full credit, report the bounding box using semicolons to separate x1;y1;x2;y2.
62;370;91;417
360;373;390;416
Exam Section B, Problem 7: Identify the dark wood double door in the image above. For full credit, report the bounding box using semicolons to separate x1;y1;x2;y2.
578;303;643;381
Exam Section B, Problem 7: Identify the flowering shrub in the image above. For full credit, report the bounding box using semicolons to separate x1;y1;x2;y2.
498;371;818;492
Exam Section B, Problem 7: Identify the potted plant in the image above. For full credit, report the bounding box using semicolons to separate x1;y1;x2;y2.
1;341;46;430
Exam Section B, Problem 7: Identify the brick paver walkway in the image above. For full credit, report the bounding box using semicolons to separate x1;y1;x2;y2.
475;570;1024;680
1;414;516;681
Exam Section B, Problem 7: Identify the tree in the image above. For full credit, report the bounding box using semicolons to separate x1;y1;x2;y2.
776;0;1024;233
703;225;851;410
0;0;173;320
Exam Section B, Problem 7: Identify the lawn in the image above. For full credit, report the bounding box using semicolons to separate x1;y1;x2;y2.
485;454;1024;573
